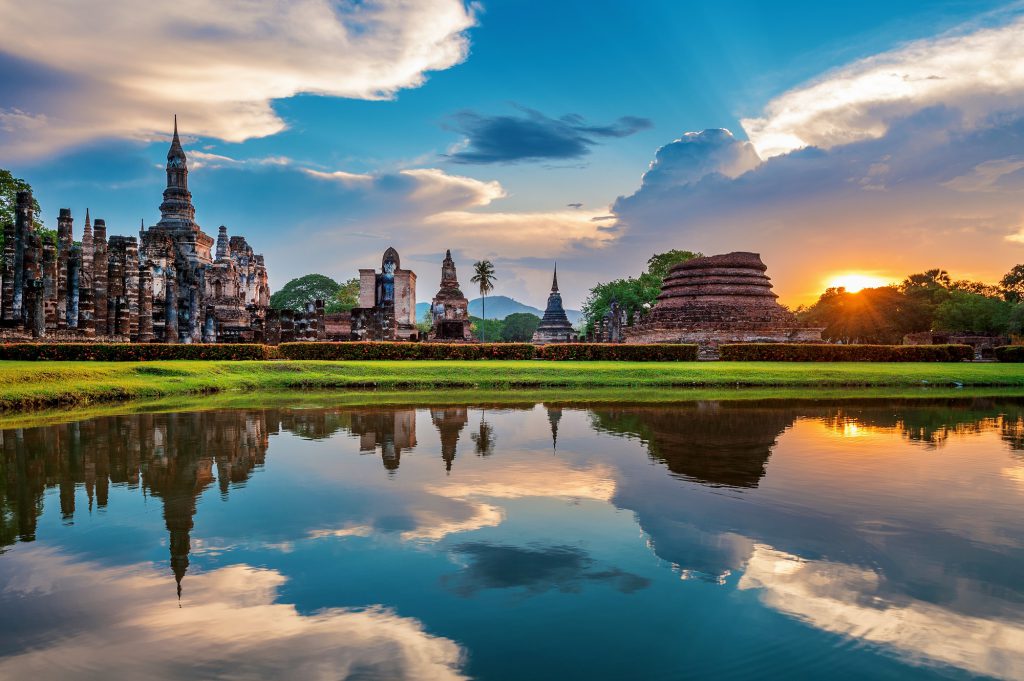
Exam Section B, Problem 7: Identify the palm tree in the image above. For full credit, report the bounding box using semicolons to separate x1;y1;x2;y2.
471;260;497;341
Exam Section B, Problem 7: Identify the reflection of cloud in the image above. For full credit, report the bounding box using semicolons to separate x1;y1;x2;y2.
430;463;616;503
738;544;1024;679
0;0;477;159
443;542;649;596
0;547;467;680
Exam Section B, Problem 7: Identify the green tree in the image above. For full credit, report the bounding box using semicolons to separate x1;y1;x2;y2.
326;277;360;313
269;273;341;311
471;260;497;341
0;169;52;248
500;312;540;342
469;316;503;342
799;286;931;344
933;290;1012;335
1001;264;1024;302
581;249;701;335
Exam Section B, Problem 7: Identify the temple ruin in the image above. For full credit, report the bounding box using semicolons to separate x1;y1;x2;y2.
0;119;271;342
624;251;822;357
532;265;576;344
349;247;418;341
427;249;473;341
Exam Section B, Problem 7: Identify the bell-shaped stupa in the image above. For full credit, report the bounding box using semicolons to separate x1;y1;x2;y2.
625;252;821;357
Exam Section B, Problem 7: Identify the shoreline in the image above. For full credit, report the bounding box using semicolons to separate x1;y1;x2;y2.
0;359;1021;414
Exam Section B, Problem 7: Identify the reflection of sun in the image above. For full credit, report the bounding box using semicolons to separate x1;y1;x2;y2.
825;273;891;293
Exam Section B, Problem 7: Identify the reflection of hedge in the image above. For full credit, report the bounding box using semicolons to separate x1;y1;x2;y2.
538;344;699;361
279;342;538;360
995;346;1024;362
0;343;277;361
720;343;974;362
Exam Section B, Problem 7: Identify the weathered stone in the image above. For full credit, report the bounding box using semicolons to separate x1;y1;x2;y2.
428;249;473;341
350;247;418;341
625;252;822;358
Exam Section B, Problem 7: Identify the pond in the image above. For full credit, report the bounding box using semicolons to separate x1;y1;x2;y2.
2;395;1023;680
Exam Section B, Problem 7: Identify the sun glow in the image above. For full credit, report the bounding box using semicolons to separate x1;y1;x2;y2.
825;273;891;293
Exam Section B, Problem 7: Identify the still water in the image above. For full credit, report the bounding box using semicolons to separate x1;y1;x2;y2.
2;395;1024;680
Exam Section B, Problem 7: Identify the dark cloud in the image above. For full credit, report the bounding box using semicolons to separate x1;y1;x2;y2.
445;107;651;164
442;542;649;596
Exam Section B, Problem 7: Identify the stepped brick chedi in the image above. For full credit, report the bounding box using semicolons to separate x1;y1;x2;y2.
532;265;576;344
428;249;473;341
625;251;821;356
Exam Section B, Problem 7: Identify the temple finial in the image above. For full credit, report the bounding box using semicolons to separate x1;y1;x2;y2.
173;114;178;140
551;262;559;292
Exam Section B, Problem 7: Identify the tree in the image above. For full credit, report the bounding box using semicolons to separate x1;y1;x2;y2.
933;290;1012;335
799;286;931;344
500;312;540;342
469;316;503;342
471;260;496;341
269;274;341;311
1001;264;1024;302
326;277;360;313
0;169;52;248
581;249;701;335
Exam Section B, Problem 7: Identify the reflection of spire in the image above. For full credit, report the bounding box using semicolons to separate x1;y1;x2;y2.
547;406;563;451
431;407;469;473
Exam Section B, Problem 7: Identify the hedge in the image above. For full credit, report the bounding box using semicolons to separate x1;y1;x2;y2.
719;343;974;362
278;342;538;360
538;343;699;361
0;343;277;361
995;346;1024;362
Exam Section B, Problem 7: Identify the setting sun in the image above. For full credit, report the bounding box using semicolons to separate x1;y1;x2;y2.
825;273;892;293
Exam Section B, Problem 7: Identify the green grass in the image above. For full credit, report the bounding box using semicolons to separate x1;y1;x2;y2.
0;359;1019;413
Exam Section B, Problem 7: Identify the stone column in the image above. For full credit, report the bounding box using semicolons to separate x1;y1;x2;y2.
1;221;14;322
12;190;33;320
164;269;178;343
27;279;44;338
56;208;73;330
137;264;154;342
92;219;108;337
124;238;139;340
203;304;217;343
68;247;81;328
78;213;94;334
107;237;125;337
42;242;57;331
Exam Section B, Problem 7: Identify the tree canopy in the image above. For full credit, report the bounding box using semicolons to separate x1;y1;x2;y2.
500;312;541;341
327;277;360;314
581;250;701;335
0;169;52;248
269;274;341;311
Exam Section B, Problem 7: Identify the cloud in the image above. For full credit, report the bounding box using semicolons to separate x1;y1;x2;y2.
0;547;468;680
741;13;1024;158
0;0;477;159
445;107;651;164
610;107;1024;303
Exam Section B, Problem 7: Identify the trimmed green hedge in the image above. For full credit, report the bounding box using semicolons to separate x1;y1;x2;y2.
0;343;277;361
995;346;1024;362
539;343;699;361
720;343;974;362
279;342;538;360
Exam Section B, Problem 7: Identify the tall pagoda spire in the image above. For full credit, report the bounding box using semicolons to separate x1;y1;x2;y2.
532;263;575;344
552;262;559;292
158;115;197;228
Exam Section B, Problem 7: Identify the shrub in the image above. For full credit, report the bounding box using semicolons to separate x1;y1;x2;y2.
995;345;1024;362
0;343;277;361
539;343;699;361
278;342;537;360
719;343;973;362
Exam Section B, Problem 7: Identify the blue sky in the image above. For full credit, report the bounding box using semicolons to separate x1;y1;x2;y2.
2;0;1022;307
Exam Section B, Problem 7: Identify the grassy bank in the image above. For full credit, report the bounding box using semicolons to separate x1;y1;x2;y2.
0;359;1020;412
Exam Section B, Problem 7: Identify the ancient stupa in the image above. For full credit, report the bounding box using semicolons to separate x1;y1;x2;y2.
532;265;576;344
625;252;821;357
428;250;473;341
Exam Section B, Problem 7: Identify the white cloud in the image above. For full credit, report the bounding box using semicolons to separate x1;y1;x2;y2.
0;547;468;680
0;0;477;159
742;14;1024;158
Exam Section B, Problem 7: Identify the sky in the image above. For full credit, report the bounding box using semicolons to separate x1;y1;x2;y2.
1;0;1023;309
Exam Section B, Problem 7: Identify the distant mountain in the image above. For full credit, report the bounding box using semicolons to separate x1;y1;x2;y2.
416;295;582;326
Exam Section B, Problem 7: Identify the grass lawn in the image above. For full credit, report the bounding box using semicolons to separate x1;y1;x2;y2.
0;359;1019;412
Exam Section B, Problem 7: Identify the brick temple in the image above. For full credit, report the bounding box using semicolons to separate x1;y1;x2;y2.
625;251;822;357
532;265;576;344
0;119;271;342
427;249;473;341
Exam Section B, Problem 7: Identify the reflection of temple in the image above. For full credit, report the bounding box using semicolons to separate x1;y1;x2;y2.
430;407;469;471
547;405;563;451
592;403;797;488
349;409;418;471
0;412;268;597
349;247;418;341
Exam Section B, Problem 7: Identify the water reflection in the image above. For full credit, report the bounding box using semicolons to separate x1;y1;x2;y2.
1;396;1023;680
